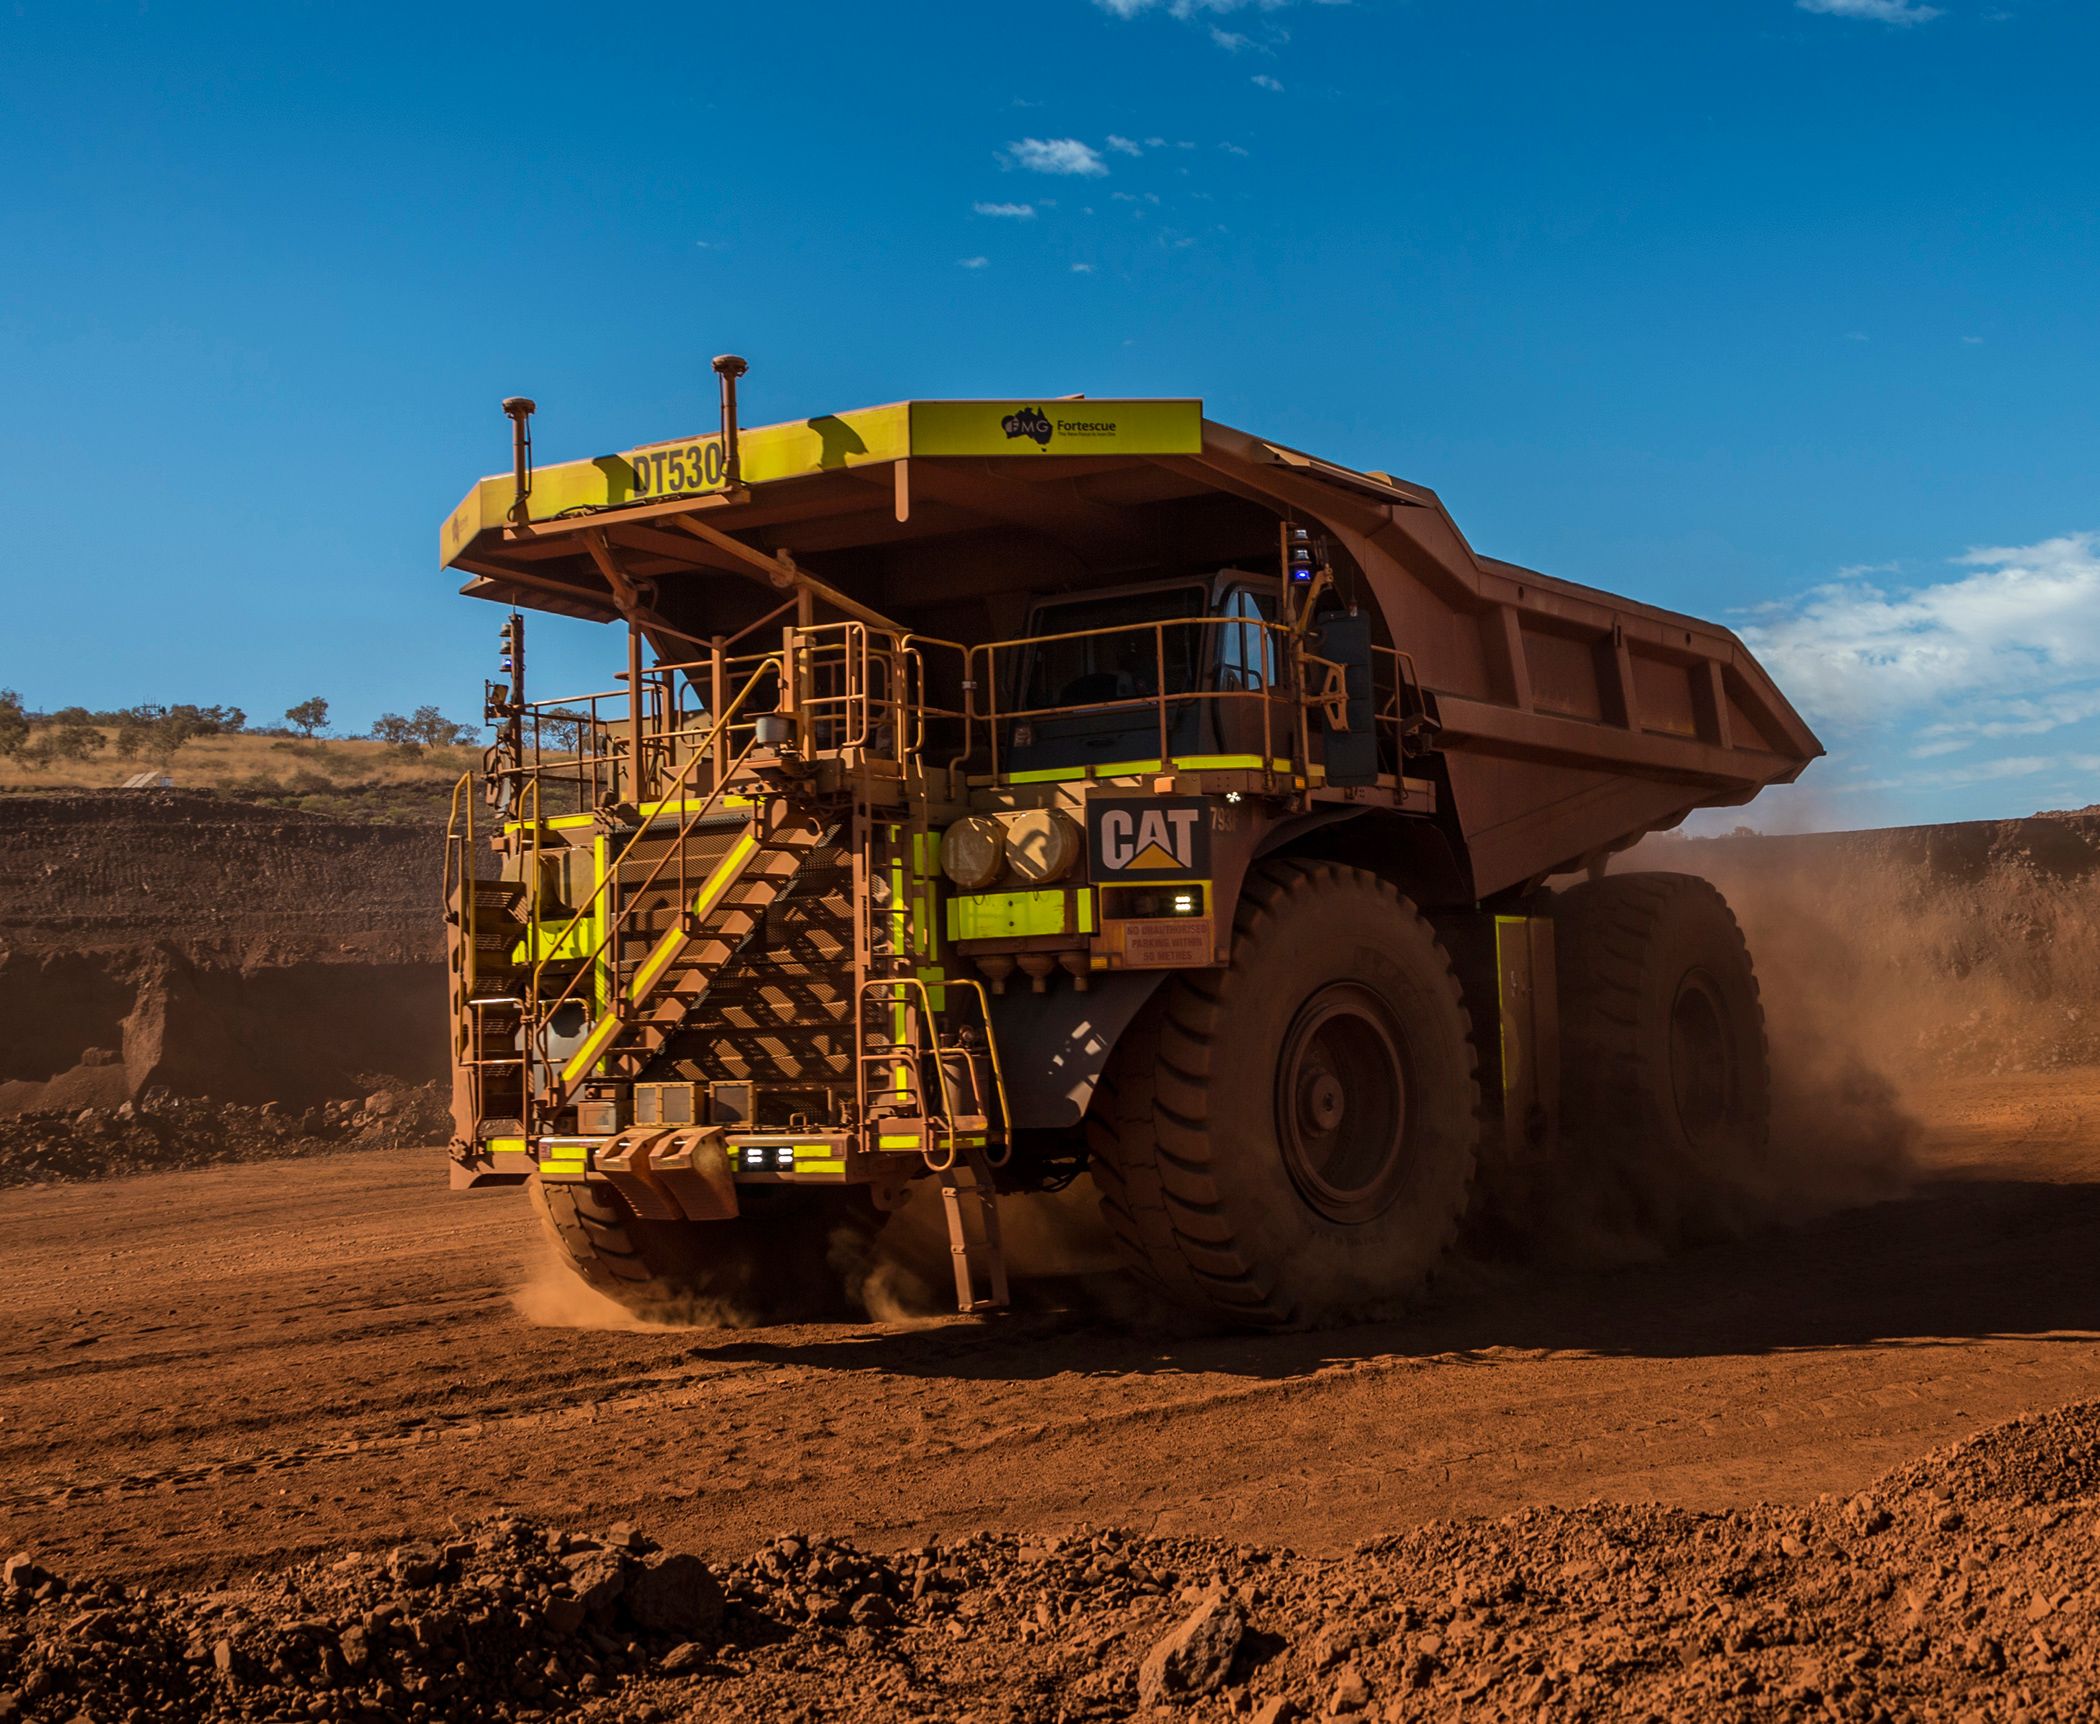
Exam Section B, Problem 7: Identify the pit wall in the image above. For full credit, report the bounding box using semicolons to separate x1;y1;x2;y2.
0;948;446;1116
0;791;449;1180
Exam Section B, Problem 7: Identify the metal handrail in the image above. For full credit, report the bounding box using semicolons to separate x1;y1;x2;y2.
527;661;783;1036
858;974;1012;1171
967;613;1292;779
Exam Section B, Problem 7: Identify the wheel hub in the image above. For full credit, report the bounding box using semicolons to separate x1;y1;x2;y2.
1300;1070;1346;1133
1275;983;1410;1225
1669;969;1736;1147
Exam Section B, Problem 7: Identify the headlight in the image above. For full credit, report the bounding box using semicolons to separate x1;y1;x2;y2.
1004;808;1082;885
939;816;1006;890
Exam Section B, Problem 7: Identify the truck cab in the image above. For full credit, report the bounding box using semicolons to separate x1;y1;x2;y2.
999;570;1383;784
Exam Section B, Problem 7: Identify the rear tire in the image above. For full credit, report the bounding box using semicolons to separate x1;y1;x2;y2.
531;1179;879;1323
1553;871;1770;1188
1088;860;1482;1329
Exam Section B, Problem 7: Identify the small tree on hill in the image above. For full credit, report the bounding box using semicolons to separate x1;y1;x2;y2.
286;696;330;738
410;705;476;748
0;690;27;760
371;707;476;750
20;720;107;772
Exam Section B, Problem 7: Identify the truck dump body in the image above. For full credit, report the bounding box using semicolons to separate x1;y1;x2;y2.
438;385;1820;1321
443;399;1820;897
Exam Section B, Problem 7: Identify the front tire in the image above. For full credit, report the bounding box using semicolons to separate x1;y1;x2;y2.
531;1179;878;1323
1088;860;1482;1328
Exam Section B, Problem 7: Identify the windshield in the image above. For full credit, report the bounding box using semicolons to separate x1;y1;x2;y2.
1018;584;1209;712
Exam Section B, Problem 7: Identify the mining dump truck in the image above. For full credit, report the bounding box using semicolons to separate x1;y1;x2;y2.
440;363;1821;1326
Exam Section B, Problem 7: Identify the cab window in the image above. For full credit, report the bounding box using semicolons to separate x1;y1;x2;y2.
1217;587;1271;691
1019;584;1208;711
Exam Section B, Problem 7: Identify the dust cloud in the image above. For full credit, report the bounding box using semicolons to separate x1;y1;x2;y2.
509;1227;761;1332
1470;844;1934;1272
851;1177;1128;1322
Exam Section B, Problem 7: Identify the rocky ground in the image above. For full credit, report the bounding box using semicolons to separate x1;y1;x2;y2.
5;1401;2097;1722
0;1082;449;1188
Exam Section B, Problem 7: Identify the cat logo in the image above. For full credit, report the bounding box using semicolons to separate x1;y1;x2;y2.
1089;797;1209;878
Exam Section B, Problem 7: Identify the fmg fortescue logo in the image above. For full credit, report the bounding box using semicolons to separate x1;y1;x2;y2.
1001;406;1054;446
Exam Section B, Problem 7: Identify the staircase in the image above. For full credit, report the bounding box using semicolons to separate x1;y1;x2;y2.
541;796;830;1109
443;785;531;1137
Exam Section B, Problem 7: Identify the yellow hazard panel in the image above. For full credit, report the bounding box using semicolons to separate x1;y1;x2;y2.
441;399;1203;564
440;404;913;559
620;403;910;503
908;399;1201;458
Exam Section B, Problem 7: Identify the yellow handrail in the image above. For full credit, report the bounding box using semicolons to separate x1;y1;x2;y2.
526;659;787;1095
526;656;780;998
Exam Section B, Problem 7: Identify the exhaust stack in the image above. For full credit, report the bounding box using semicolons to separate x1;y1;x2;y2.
712;355;748;491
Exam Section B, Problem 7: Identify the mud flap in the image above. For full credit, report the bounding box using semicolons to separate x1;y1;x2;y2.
596;1127;682;1219
652;1126;740;1221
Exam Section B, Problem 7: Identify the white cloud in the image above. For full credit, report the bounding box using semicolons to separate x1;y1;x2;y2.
1219;141;1251;156
1105;135;1144;156
1251;72;1284;90
1143;136;1168;148
1092;0;1292;16
958;256;990;269
1006;137;1110;176
1211;27;1252;48
1911;687;2100;756
973;201;1036;218
1071;262;1097;273
1743;533;2100;734
1797;0;1943;22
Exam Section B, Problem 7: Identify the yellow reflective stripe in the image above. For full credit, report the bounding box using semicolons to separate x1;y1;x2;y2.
877;1134;919;1150
793;1157;846;1175
502;813;599;834
635;794;756;819
484;1136;526;1157
1005;760;1160;784
558;1012;623;1087
592;836;610;1014
888;834;911;1095
1000;754;1293;785
628;829;759;1001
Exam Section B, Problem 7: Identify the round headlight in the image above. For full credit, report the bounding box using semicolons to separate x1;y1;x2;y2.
1004;808;1082;886
940;816;1006;890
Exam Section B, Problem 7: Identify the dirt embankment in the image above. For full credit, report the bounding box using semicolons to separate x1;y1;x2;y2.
5;1397;2098;1722
0;791;448;1183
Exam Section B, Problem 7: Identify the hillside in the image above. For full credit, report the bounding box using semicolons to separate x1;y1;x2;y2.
0;728;475;823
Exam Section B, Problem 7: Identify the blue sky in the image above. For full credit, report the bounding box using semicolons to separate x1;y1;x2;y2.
2;0;2094;828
